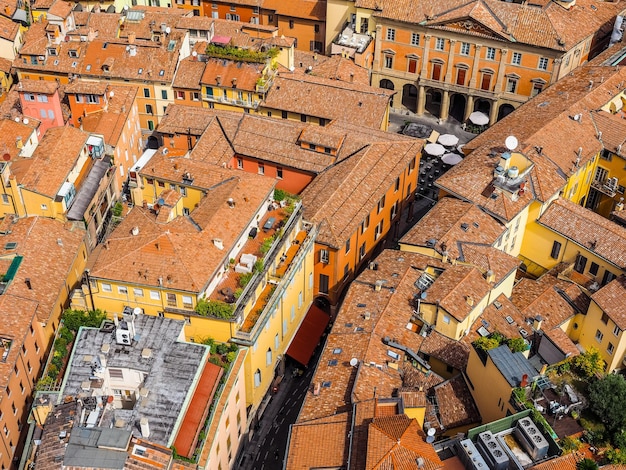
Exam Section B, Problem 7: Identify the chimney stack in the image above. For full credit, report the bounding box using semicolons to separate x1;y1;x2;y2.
140;418;150;438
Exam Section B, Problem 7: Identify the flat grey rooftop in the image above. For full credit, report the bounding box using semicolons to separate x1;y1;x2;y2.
488;345;538;387
67;156;111;221
64;427;131;469
61;315;208;447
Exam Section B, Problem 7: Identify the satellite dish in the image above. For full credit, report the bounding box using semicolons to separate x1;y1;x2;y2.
505;135;518;151
192;50;198;57
14;117;20;123
133;307;142;316
165;26;171;34
349;357;358;367
426;435;435;443
22;118;28;125
109;90;115;98
427;427;436;436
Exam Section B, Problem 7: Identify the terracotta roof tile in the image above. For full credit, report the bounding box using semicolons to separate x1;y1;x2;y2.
200;58;264;92
47;0;73;18
459;244;520;286
285;414;351;470
17;78;59;94
0;118;37;161
591;110;626;154
293;52;370;85
89;173;274;293
375;0;623;51
538;198;626;269
462;294;526;346
433;375;481;430
400;198;506;259
424;265;491;322
10;126;88;198
366;415;443;470
172;57;206;90
420;331;469;371
511;273;589;329
302;140;422;247
0;14;18;41
543;326;580;359
264;72;393;129
591;275;626;329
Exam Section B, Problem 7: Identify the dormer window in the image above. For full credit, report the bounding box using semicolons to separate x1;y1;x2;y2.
69;49;78;58
102;64;110;72
47;47;57;56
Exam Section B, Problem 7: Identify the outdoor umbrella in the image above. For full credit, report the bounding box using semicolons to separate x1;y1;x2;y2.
438;134;459;147
442;153;463;165
424;143;445;156
469;111;489;125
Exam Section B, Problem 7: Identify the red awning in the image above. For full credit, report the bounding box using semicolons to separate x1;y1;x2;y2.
173;361;223;458
286;304;330;366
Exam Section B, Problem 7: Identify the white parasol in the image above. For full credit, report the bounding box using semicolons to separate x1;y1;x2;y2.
438;134;459;147
469;111;489;126
424;143;446;156
442;153;463;165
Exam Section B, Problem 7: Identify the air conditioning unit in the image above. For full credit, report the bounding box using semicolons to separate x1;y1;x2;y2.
515;418;549;460
116;330;132;345
476;431;509;470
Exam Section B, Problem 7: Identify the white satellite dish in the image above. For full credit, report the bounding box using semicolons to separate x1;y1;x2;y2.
349;357;358;367
22;118;29;125
133;307;142;316
505;135;518;151
427;427;436;436
192;50;198;57
109;90;115;98
426;435;435;443
165;26;171;35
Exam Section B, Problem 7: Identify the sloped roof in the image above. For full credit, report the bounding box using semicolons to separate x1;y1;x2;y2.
538;198;626;269
592;275;626;329
488;345;538;387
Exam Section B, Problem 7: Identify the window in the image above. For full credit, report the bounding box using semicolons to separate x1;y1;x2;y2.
359;242;366;260
193;92;200;101
291;305;295;321
395;177;400;192
319;273;329;294
460;42;470;55
145;104;154;115
456;67;467;86
266;348;272;366
182;295;193;308
602;270;616;285
133;288;144;297
345;238;351;253
314;24;320;33
374;220;383;240
432;62;442;81
281;110;288;119
550;241;561;259
118;286;128;295
166;293;176;307
506;77;518;93
538;57;549;70
607;342;614;355
289;20;294;29
408;58;418;74
360;17;369;34
237;158;243;169
435;38;445;51
102;283;112;292
531;81;544;97
143;88;150;98
601;312;610;325
386;28;395;41
176;90;185;100
301;114;307;123
258;163;264;175
37;94;48;103
362;215;370;234
384;55;393;69
254;369;261;387
614;325;621;337
277;167;283;179
443;314;451;324
595;329;603;343
589;262;599;276
410;32;420;45
161;90;168;99
574;254;587;273
298;291;303;308
230;3;236;10
390;201;398;219
319;249;329;264
24;93;35;101
486;47;496;60
1;195;8;205
512;52;522;65
86;94;99;104
377;195;385;213
150;290;160;300
274;334;279;351
3;425;8;437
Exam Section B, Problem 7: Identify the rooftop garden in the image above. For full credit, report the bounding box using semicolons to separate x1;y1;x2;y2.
36;309;107;390
512;347;626;466
205;43;279;64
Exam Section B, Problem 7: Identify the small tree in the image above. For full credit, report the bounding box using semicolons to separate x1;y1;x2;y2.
572;347;604;379
195;299;234;319
577;458;598;470
507;337;528;353
473;336;500;352
589;373;626;433
62;309;107;332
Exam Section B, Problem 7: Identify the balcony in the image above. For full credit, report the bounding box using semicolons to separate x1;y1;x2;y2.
203;94;260;109
591;178;617;197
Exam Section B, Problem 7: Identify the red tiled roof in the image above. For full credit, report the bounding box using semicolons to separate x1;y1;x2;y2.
286;304;330;366
173;361;223;458
591;275;626;329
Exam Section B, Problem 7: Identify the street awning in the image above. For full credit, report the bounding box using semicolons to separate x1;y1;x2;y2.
286;304;330;366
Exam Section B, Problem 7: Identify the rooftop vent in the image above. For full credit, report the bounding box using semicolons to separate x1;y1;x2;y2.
141;348;152;359
227;197;235;208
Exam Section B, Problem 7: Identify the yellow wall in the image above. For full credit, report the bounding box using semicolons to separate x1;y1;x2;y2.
466;347;517;423
562;152;598;206
520;219;621;283
593;152;626;217
578;300;626;372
